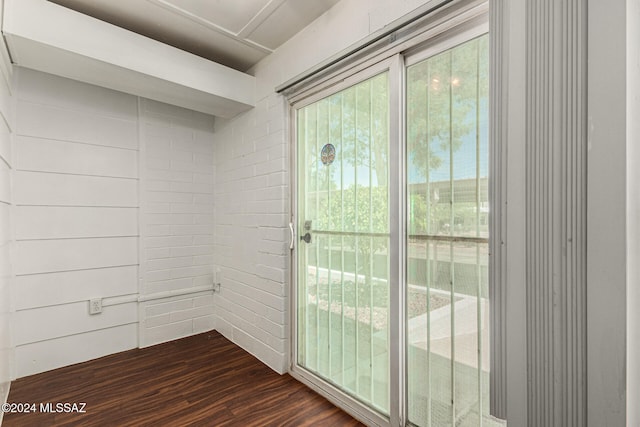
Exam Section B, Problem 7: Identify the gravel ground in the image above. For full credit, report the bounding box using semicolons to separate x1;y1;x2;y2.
306;286;453;331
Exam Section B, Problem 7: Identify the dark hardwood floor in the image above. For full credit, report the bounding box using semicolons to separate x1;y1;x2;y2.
3;331;363;426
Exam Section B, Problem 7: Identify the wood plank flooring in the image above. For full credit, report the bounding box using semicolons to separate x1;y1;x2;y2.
3;331;363;426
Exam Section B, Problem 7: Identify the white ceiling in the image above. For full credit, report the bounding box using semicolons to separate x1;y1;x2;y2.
48;0;340;71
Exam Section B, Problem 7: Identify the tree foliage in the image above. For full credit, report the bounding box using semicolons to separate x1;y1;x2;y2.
407;35;489;181
299;35;489;263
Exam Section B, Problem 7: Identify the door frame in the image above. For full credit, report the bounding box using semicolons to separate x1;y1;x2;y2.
289;56;403;427
287;8;489;427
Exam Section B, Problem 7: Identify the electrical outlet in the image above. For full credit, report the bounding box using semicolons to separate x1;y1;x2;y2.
89;298;102;315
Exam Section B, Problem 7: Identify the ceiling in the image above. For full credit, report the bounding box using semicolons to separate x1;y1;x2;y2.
48;0;340;72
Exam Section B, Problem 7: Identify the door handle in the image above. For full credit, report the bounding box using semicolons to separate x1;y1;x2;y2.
301;232;312;244
289;222;295;250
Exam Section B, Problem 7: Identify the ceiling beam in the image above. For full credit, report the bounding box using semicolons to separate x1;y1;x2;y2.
2;0;255;118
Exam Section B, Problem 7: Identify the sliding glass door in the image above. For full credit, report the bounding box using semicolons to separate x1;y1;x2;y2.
406;34;491;427
296;70;391;413
293;24;492;427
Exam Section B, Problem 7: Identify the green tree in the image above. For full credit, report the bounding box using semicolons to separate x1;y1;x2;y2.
407;35;489;181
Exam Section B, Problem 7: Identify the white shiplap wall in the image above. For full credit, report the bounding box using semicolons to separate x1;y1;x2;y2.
138;99;215;348
12;69;139;377
0;28;13;416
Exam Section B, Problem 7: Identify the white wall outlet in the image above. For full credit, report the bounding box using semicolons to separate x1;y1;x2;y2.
89;298;102;315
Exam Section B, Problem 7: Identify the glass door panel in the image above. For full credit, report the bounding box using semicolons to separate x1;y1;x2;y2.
297;72;390;414
406;34;492;426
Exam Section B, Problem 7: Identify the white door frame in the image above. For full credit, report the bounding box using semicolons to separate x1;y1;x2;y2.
288;11;489;427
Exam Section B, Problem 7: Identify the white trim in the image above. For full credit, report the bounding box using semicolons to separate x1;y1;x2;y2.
487;0;511;419
488;0;529;423
627;1;640;425
136;97;144;349
288;91;297;374
290;63;391;110
587;0;628;425
388;53;404;427
402;19;488;67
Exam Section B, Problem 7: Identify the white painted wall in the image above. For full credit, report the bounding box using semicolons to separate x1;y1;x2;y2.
13;68;139;377
627;0;640;424
0;10;13;416
587;1;628;425
212;0;449;374
138;98;215;347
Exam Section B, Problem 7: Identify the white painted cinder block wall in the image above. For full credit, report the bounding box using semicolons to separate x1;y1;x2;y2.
10;68;216;378
138;98;215;347
212;0;449;374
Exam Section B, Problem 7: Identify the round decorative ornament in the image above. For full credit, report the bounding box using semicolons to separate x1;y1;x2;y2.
320;143;336;166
